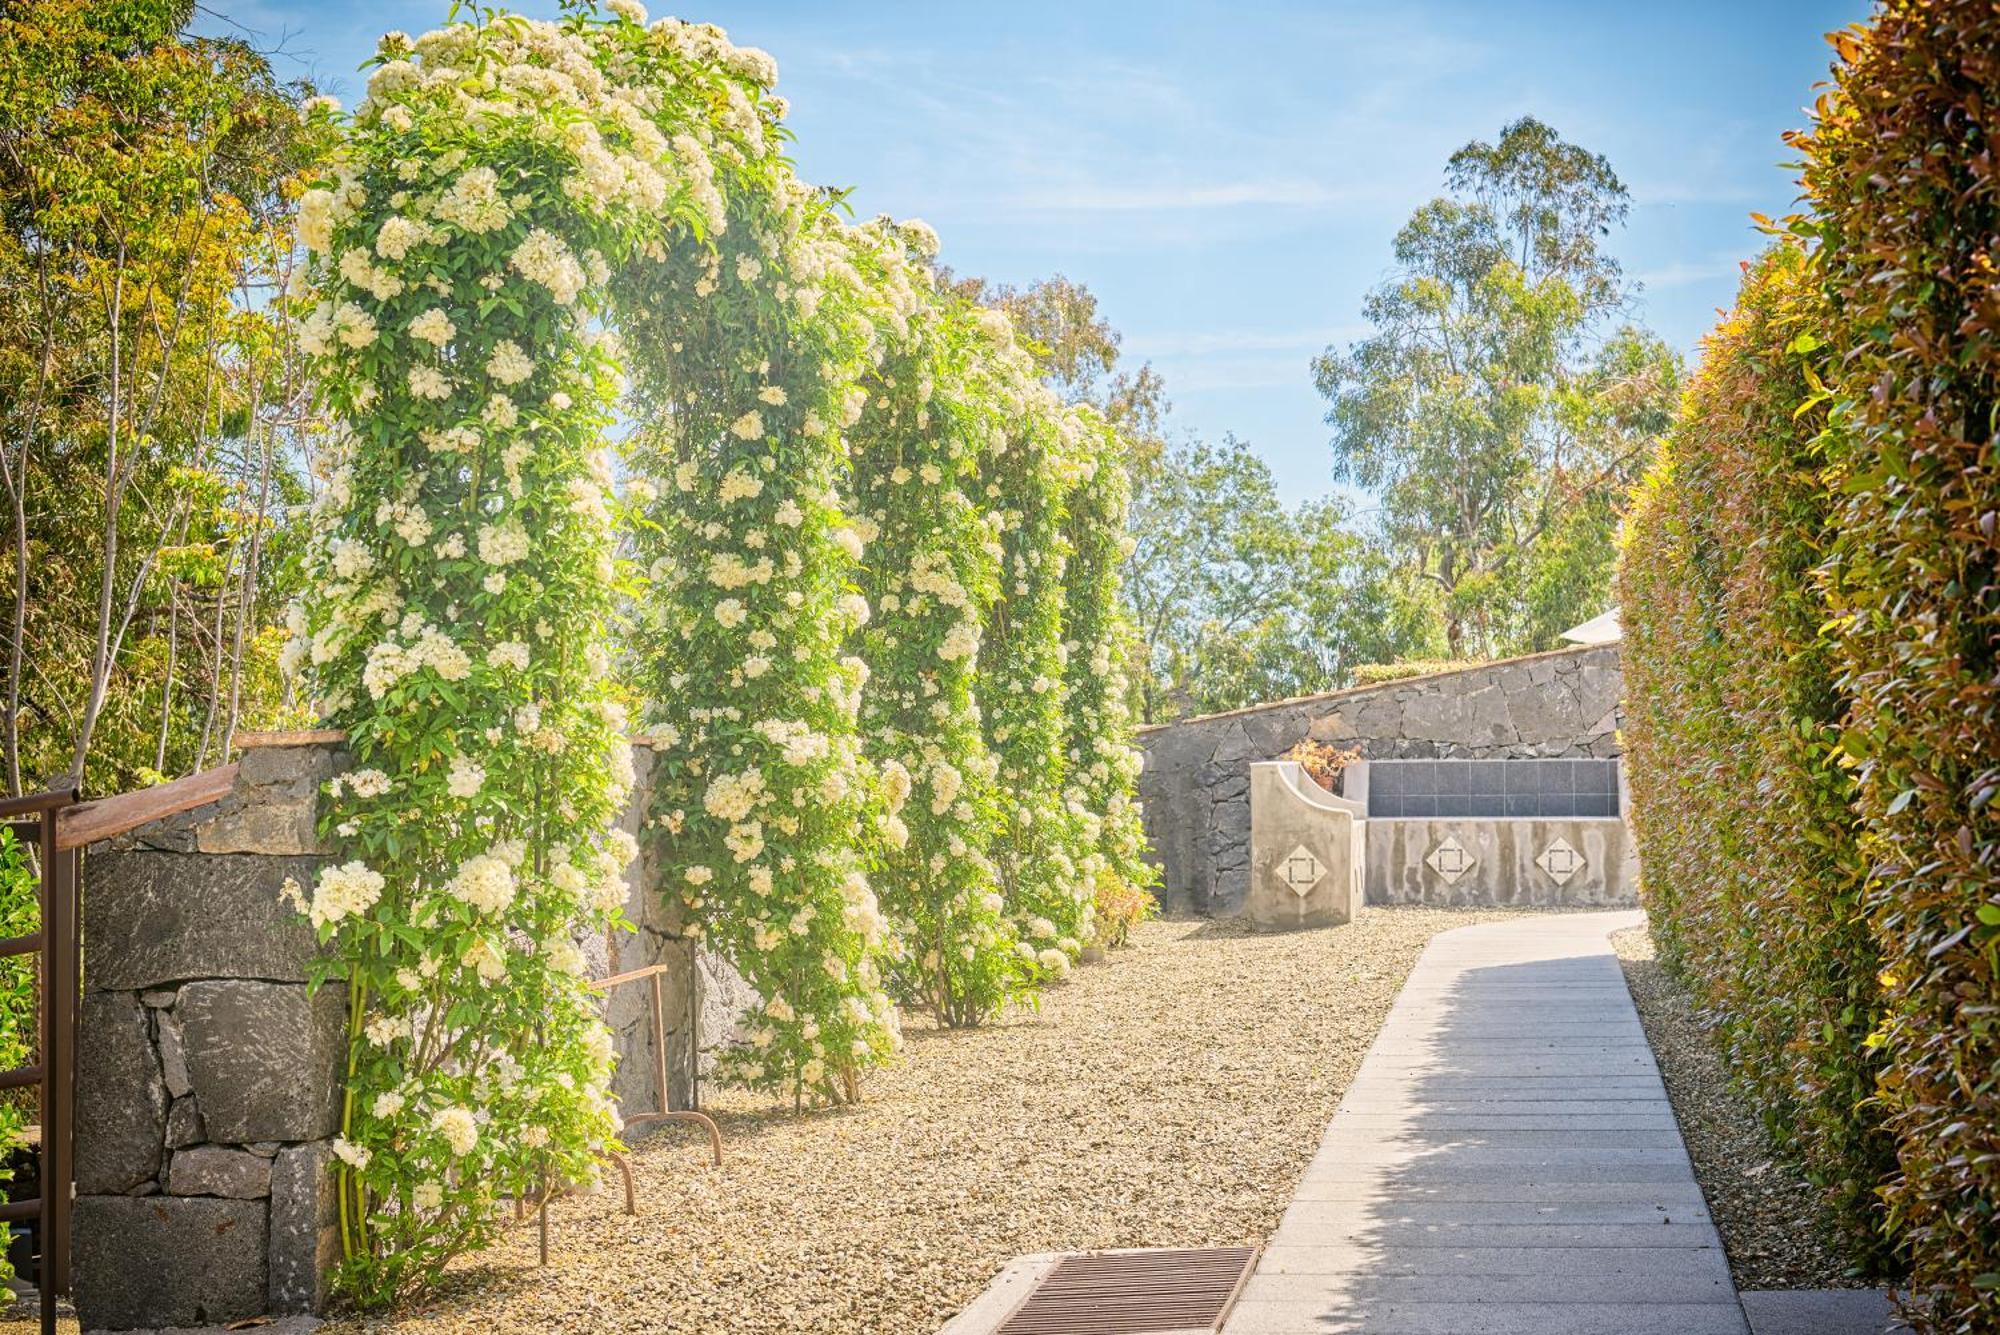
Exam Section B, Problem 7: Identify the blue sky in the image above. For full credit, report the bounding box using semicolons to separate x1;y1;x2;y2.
204;0;1864;505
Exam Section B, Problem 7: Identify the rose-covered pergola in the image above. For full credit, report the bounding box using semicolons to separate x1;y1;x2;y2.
284;2;1149;1305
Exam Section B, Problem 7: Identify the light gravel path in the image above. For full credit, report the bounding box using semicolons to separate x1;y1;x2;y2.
1223;911;1749;1335
283;910;1537;1335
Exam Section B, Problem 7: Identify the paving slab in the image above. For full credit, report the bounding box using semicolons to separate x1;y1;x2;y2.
1222;911;1749;1334
1738;1289;1910;1334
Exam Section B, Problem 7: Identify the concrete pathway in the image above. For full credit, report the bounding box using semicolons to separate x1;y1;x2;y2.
1223;911;1747;1335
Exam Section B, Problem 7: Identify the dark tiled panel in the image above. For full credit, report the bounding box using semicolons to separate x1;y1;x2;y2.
1366;758;1622;818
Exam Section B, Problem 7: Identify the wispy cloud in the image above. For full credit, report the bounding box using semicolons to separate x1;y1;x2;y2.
1635;255;1749;290
1125;324;1367;358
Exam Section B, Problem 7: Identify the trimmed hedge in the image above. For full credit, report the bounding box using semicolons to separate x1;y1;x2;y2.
1620;243;1896;1268
1794;4;2000;1325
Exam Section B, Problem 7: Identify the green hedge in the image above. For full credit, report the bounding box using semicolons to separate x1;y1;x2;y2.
1796;3;2000;1325
1620;243;1896;1268
0;830;34;1284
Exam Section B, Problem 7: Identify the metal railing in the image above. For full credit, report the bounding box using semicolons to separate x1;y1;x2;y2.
0;786;79;1335
510;957;725;1265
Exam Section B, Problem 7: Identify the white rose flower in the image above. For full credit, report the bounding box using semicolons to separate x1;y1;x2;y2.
408;308;455;347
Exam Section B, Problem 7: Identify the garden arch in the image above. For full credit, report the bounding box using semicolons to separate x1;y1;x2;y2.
286;4;1144;1304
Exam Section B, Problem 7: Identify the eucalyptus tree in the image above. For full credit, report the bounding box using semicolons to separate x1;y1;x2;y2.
1314;118;1679;658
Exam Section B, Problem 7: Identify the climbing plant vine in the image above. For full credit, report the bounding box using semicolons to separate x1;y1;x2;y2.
978;376;1096;962
849;229;1028;1026
1060;419;1157;947
284;0;1151;1303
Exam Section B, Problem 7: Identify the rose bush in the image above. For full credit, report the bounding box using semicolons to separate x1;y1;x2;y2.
284;5;752;1302
1059;420;1157;948
283;0;1154;1301
847;228;1035;1025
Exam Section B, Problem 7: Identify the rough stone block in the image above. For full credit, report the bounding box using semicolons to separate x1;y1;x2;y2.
178;979;346;1142
166;1094;205;1149
1210;720;1258;765
1243;707;1309;756
155;1007;193;1099
76;992;166;1195
269;1140;338;1315
72;1194;268;1330
168;1145;273;1199
86;850;326;990
196;744;336;855
1137;721;1218;779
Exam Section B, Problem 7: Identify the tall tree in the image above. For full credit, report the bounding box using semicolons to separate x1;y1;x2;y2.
937;268;1169;457
0;0;321;793
1124;434;1437;721
1314;118;1679;659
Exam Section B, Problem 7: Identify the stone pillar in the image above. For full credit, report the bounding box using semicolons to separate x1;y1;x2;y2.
74;737;344;1330
72;737;744;1327
1246;761;1365;931
600;743;756;1129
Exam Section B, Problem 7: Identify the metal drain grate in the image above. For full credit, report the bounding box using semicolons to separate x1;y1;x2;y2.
994;1246;1260;1335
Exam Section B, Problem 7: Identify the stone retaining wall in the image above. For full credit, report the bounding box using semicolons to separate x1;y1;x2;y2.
1138;644;1623;915
72;736;726;1330
75;740;345;1329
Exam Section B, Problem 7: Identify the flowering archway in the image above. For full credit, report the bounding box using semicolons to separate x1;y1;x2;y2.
287;2;1145;1304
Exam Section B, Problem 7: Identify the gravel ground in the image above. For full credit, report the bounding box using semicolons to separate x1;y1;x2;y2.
278;908;1529;1334
1611;923;1870;1291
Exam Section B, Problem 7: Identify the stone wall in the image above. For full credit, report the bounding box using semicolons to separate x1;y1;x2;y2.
1137;644;1623;915
75;739;345;1329
72;735;730;1329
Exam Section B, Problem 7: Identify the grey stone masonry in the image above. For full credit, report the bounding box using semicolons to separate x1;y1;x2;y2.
73;736;345;1331
602;741;756;1124
72;734;730;1327
1138;644;1623;915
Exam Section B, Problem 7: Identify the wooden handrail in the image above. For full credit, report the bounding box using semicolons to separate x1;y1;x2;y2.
234;728;346;748
54;765;237;851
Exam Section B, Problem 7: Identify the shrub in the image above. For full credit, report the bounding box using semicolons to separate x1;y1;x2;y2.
1619;243;1895;1267
1793;5;2000;1324
0;830;33;1286
1350;659;1474;686
1278;738;1359;794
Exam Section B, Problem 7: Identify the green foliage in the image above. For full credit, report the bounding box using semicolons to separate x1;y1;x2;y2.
287;10;692;1305
980;385;1093;960
1316;119;1680;660
0;829;34;1286
1618;243;1895;1270
0;0;323;796
1060;415;1156;948
1792;7;2000;1324
848;263;1043;1028
1124;434;1438;721
617;162;906;1106
1348;659;1470;686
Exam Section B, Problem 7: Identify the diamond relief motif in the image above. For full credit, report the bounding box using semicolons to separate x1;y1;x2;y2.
1425;835;1476;884
1276;844;1325;897
1537;837;1587;886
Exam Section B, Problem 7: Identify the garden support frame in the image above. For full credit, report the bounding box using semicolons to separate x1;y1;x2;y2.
0;785;80;1335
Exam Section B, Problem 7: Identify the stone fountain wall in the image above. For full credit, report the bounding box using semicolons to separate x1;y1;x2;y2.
1136;644;1624;915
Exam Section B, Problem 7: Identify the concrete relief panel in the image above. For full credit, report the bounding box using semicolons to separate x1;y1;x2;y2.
1248;762;1366;931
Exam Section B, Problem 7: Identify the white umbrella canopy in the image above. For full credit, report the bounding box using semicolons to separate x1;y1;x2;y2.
1560;607;1622;645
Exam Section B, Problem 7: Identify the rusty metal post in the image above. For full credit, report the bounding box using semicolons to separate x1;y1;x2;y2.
42;823;77;1330
648;969;669;1119
686;933;701;1112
